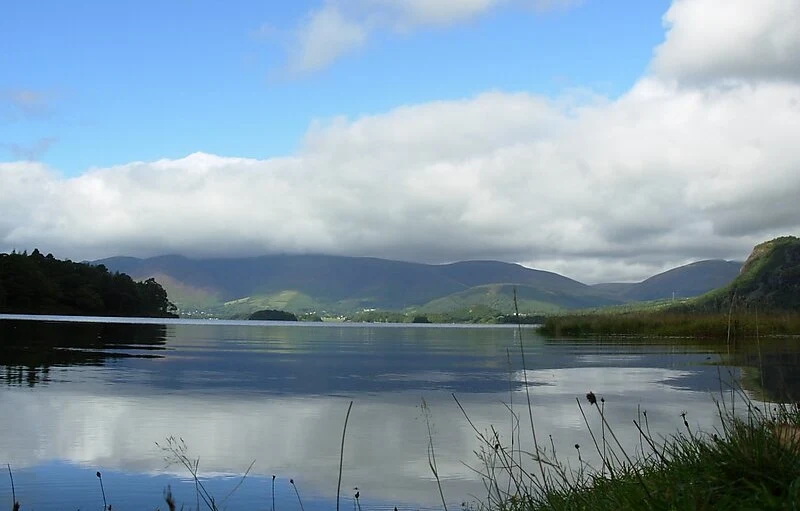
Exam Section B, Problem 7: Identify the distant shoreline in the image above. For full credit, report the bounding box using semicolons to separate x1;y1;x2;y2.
0;313;532;328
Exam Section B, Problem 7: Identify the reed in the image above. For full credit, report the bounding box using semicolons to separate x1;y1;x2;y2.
539;311;800;338
7;464;18;511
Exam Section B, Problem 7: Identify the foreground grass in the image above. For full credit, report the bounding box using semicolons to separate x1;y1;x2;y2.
535;406;800;510
462;392;800;511
539;311;800;338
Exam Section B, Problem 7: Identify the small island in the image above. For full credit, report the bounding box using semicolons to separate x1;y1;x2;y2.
248;309;299;321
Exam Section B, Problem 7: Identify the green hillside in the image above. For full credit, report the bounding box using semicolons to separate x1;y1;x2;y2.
693;236;800;312
98;254;607;316
214;290;325;317
420;283;618;314
96;253;746;318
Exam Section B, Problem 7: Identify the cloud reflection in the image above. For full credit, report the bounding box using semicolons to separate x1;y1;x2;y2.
0;365;730;508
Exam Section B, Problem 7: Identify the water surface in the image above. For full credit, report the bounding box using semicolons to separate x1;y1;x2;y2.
0;315;795;510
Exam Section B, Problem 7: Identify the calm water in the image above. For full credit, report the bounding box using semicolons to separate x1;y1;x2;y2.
1;315;798;510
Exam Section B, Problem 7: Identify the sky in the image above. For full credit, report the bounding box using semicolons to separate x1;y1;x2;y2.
1;0;799;283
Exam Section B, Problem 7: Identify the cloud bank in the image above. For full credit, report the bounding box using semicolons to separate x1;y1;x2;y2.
2;0;800;282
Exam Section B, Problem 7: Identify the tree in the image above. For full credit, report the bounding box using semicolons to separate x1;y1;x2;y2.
0;251;178;317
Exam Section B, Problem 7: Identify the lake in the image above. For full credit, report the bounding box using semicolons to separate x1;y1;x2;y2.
0;315;797;510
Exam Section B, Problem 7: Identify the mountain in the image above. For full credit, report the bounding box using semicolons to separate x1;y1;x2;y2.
97;254;607;315
592;260;742;302
693;236;800;311
97;253;745;317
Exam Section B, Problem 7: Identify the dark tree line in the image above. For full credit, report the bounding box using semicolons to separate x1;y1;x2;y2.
0;250;177;317
248;309;298;321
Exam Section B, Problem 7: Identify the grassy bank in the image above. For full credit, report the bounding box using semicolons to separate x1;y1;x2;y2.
539;311;800;338
461;390;800;511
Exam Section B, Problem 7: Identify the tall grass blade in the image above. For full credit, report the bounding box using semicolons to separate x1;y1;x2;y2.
220;459;256;507
290;479;305;511
336;400;354;511
422;397;448;511
96;471;108;510
7;464;18;511
513;288;548;489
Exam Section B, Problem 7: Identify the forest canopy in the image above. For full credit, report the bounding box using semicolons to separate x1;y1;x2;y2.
0;250;177;318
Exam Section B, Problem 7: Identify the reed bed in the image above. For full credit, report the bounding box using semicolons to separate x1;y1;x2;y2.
539;311;800;339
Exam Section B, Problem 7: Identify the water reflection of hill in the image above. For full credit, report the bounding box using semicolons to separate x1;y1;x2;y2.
540;336;800;404
0;319;167;386
734;339;800;402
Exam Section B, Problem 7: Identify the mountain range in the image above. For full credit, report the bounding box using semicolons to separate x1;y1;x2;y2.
97;254;742;317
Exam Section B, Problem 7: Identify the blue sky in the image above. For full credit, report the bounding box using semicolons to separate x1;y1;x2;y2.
1;0;799;282
2;0;669;175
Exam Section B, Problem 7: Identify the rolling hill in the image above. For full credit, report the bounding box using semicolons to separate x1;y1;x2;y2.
97;254;602;315
97;254;743;317
592;260;742;302
693;236;800;312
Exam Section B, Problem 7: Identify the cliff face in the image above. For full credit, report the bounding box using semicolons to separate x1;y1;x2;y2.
697;236;800;311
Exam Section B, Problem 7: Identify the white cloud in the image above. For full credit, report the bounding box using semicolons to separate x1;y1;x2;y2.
653;0;800;84
281;0;578;73
3;0;800;282
288;4;368;74
2;78;799;282
363;0;503;25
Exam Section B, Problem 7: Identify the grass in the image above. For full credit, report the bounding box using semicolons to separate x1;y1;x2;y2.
469;395;800;511
539;311;800;338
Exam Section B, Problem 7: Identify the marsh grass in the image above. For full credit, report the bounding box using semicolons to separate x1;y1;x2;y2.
537;401;800;510
539;311;800;339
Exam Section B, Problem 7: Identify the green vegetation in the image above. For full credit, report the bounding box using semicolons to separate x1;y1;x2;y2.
540;311;800;338
348;304;511;324
0;250;176;317
540;236;800;338
248;309;299;321
215;290;323;318
421;283;617;315
471;393;800;511
693;236;800;312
